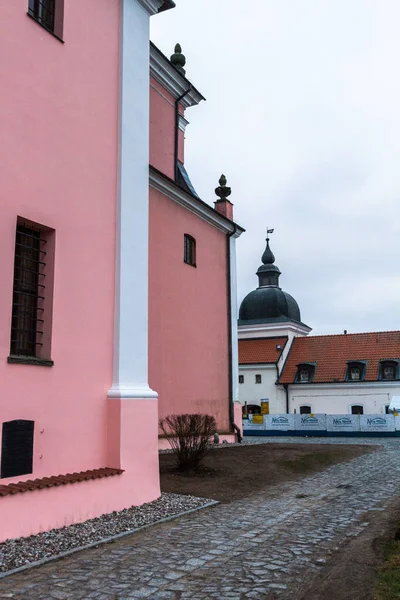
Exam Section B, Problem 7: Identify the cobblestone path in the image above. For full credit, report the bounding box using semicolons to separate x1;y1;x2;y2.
1;438;399;600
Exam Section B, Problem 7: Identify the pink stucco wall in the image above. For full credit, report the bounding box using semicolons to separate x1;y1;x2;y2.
0;1;119;482
0;399;159;542
150;78;176;179
149;188;231;432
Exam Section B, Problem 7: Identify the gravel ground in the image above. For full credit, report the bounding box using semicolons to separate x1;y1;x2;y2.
0;492;212;574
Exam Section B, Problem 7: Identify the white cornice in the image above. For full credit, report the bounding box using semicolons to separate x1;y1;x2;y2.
149;169;244;236
238;321;312;338
240;364;276;371
281;381;400;391
178;114;190;132
136;0;165;15
150;45;205;108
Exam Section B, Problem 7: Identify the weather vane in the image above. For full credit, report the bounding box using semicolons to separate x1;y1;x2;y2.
266;226;274;240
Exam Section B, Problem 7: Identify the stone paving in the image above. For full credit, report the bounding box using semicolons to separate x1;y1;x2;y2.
0;437;399;600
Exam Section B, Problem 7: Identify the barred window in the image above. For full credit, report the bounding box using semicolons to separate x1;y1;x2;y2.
239;375;244;384
255;374;262;384
11;226;45;357
28;0;64;38
9;221;55;366
184;234;196;267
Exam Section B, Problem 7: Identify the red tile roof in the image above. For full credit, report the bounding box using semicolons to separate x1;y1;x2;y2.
239;337;288;364
280;331;400;383
0;467;123;497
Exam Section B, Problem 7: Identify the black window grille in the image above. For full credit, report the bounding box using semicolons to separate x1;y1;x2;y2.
28;0;55;32
10;225;46;358
351;405;364;415
184;234;196;267
239;375;244;384
1;420;34;479
300;406;312;414
255;374;262;384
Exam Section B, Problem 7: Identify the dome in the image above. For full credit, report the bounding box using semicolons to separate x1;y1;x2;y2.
238;235;302;326
239;287;301;324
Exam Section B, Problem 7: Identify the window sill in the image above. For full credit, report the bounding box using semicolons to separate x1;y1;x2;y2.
8;355;54;367
27;12;64;43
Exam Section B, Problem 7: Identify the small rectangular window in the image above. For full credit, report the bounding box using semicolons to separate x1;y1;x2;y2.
255;374;262;384
239;375;244;384
9;220;55;365
300;406;311;414
28;0;64;39
351;405;364;415
1;420;34;479
184;234;196;267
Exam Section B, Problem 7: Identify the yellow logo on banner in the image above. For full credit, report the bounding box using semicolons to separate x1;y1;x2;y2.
252;415;264;424
261;401;269;415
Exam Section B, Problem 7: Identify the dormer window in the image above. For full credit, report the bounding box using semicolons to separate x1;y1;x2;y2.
295;364;315;383
379;360;399;381
346;361;366;382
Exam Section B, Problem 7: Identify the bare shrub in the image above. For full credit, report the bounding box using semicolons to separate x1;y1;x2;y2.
159;414;217;472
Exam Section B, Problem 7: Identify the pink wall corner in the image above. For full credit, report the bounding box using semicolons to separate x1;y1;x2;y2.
150;78;176;179
234;402;243;438
0;1;119;481
0;399;161;543
178;128;185;164
149;188;230;432
107;400;122;469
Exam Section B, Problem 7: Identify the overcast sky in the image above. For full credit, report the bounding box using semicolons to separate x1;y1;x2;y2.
151;1;400;335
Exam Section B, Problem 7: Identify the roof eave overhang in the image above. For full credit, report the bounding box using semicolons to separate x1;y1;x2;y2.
137;0;174;15
149;167;245;236
150;43;205;108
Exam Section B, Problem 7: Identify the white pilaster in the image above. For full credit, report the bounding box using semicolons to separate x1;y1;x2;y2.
108;0;157;400
230;236;239;402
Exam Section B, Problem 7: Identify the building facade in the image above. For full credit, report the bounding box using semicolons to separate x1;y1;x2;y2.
0;0;243;542
238;235;400;416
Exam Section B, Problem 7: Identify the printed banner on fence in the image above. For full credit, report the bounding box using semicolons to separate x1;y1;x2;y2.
295;414;327;431
264;414;295;431
395;416;400;431
243;415;265;430
359;414;395;432
327;414;360;432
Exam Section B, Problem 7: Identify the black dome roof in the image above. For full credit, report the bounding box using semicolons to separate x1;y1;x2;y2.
239;288;301;324
238;236;302;325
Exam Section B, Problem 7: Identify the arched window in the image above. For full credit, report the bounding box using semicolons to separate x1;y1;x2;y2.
184;234;196;267
300;405;312;414
351;405;364;415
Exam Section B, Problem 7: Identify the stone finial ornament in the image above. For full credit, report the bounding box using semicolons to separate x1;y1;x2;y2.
215;174;232;201
170;44;186;75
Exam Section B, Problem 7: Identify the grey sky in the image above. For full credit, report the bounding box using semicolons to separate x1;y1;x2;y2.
151;1;400;335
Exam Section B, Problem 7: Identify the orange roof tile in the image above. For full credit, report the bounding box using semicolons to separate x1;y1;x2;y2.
239;337;288;364
280;330;400;383
0;467;124;497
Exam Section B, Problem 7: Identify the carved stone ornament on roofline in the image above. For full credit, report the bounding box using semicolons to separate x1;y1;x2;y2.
150;45;205;108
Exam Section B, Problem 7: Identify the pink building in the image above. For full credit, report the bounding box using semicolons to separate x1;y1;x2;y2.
0;0;243;542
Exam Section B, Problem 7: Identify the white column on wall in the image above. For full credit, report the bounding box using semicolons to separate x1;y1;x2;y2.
108;0;157;400
230;235;239;402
